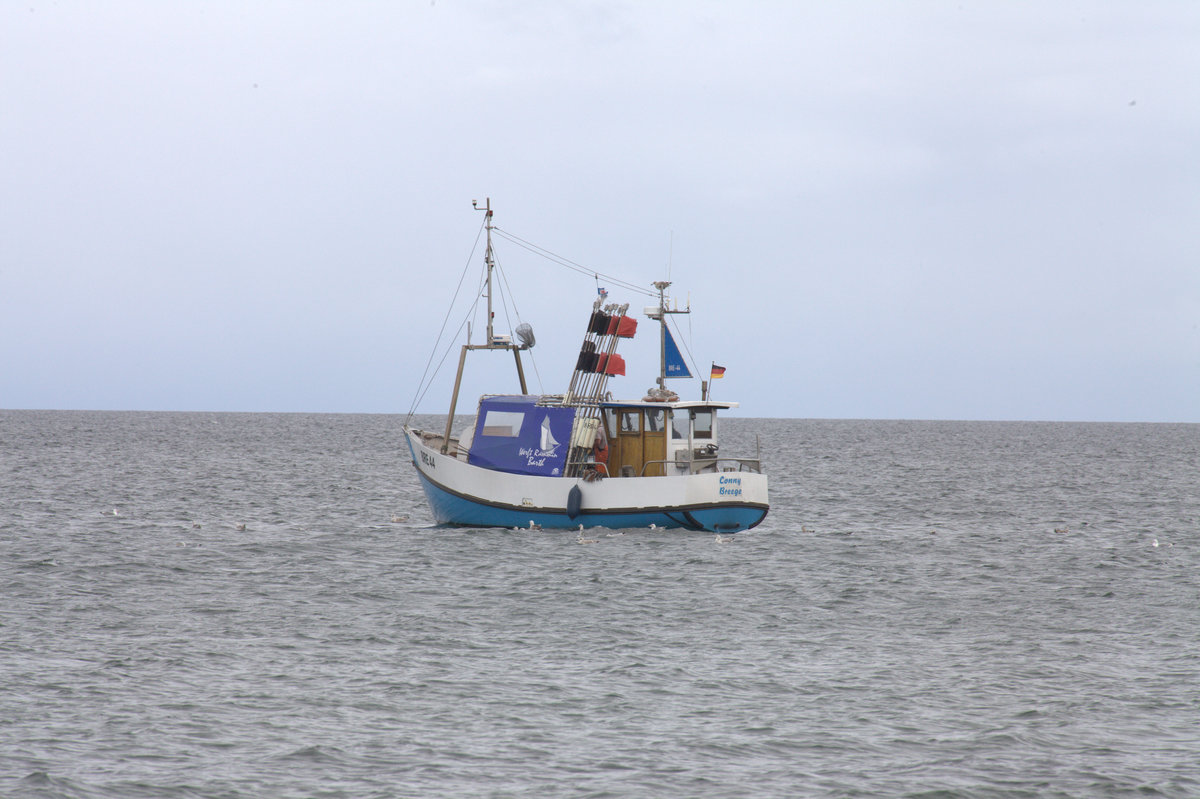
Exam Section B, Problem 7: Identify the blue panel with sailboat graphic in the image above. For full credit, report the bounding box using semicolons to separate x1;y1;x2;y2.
467;396;577;477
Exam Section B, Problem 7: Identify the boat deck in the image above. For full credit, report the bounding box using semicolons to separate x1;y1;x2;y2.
411;429;468;460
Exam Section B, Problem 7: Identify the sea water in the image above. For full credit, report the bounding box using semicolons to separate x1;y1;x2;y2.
2;410;1198;798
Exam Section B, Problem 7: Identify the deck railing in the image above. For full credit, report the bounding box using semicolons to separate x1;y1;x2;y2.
637;457;763;476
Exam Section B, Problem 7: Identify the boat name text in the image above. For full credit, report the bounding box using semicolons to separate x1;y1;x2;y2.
420;451;437;469
518;446;553;468
719;475;742;496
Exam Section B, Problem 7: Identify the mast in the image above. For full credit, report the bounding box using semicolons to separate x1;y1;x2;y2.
441;199;531;453
480;198;496;345
649;279;689;391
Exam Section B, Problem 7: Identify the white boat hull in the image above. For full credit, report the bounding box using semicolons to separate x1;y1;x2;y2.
404;427;768;532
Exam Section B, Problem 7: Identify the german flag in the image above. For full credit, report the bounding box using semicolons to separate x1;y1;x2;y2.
710;364;726;379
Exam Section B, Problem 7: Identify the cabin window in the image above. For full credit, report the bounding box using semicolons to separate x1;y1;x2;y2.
646;408;664;433
671;411;688;440
692;409;714;439
619;410;641;434
481;410;523;437
602;407;618;438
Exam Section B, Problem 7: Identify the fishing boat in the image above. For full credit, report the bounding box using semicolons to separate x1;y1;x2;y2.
403;201;768;532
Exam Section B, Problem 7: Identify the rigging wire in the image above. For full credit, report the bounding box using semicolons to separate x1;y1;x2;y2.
492;227;656;298
408;296;478;419
408;221;667;418
493;257;544;394
668;314;699;378
405;218;487;422
491;249;518;342
408;277;488;420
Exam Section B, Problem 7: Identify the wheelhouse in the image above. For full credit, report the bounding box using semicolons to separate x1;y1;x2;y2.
598;400;760;478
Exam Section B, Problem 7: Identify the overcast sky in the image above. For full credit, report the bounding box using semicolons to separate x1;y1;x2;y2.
3;1;1197;421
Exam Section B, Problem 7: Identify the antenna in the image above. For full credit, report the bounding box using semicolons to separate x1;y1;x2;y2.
667;230;674;281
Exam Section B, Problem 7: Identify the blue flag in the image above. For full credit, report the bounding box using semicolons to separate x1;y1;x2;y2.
664;326;692;379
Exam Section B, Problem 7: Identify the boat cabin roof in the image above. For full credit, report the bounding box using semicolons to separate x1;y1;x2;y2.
478;394;738;412
600;399;739;411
